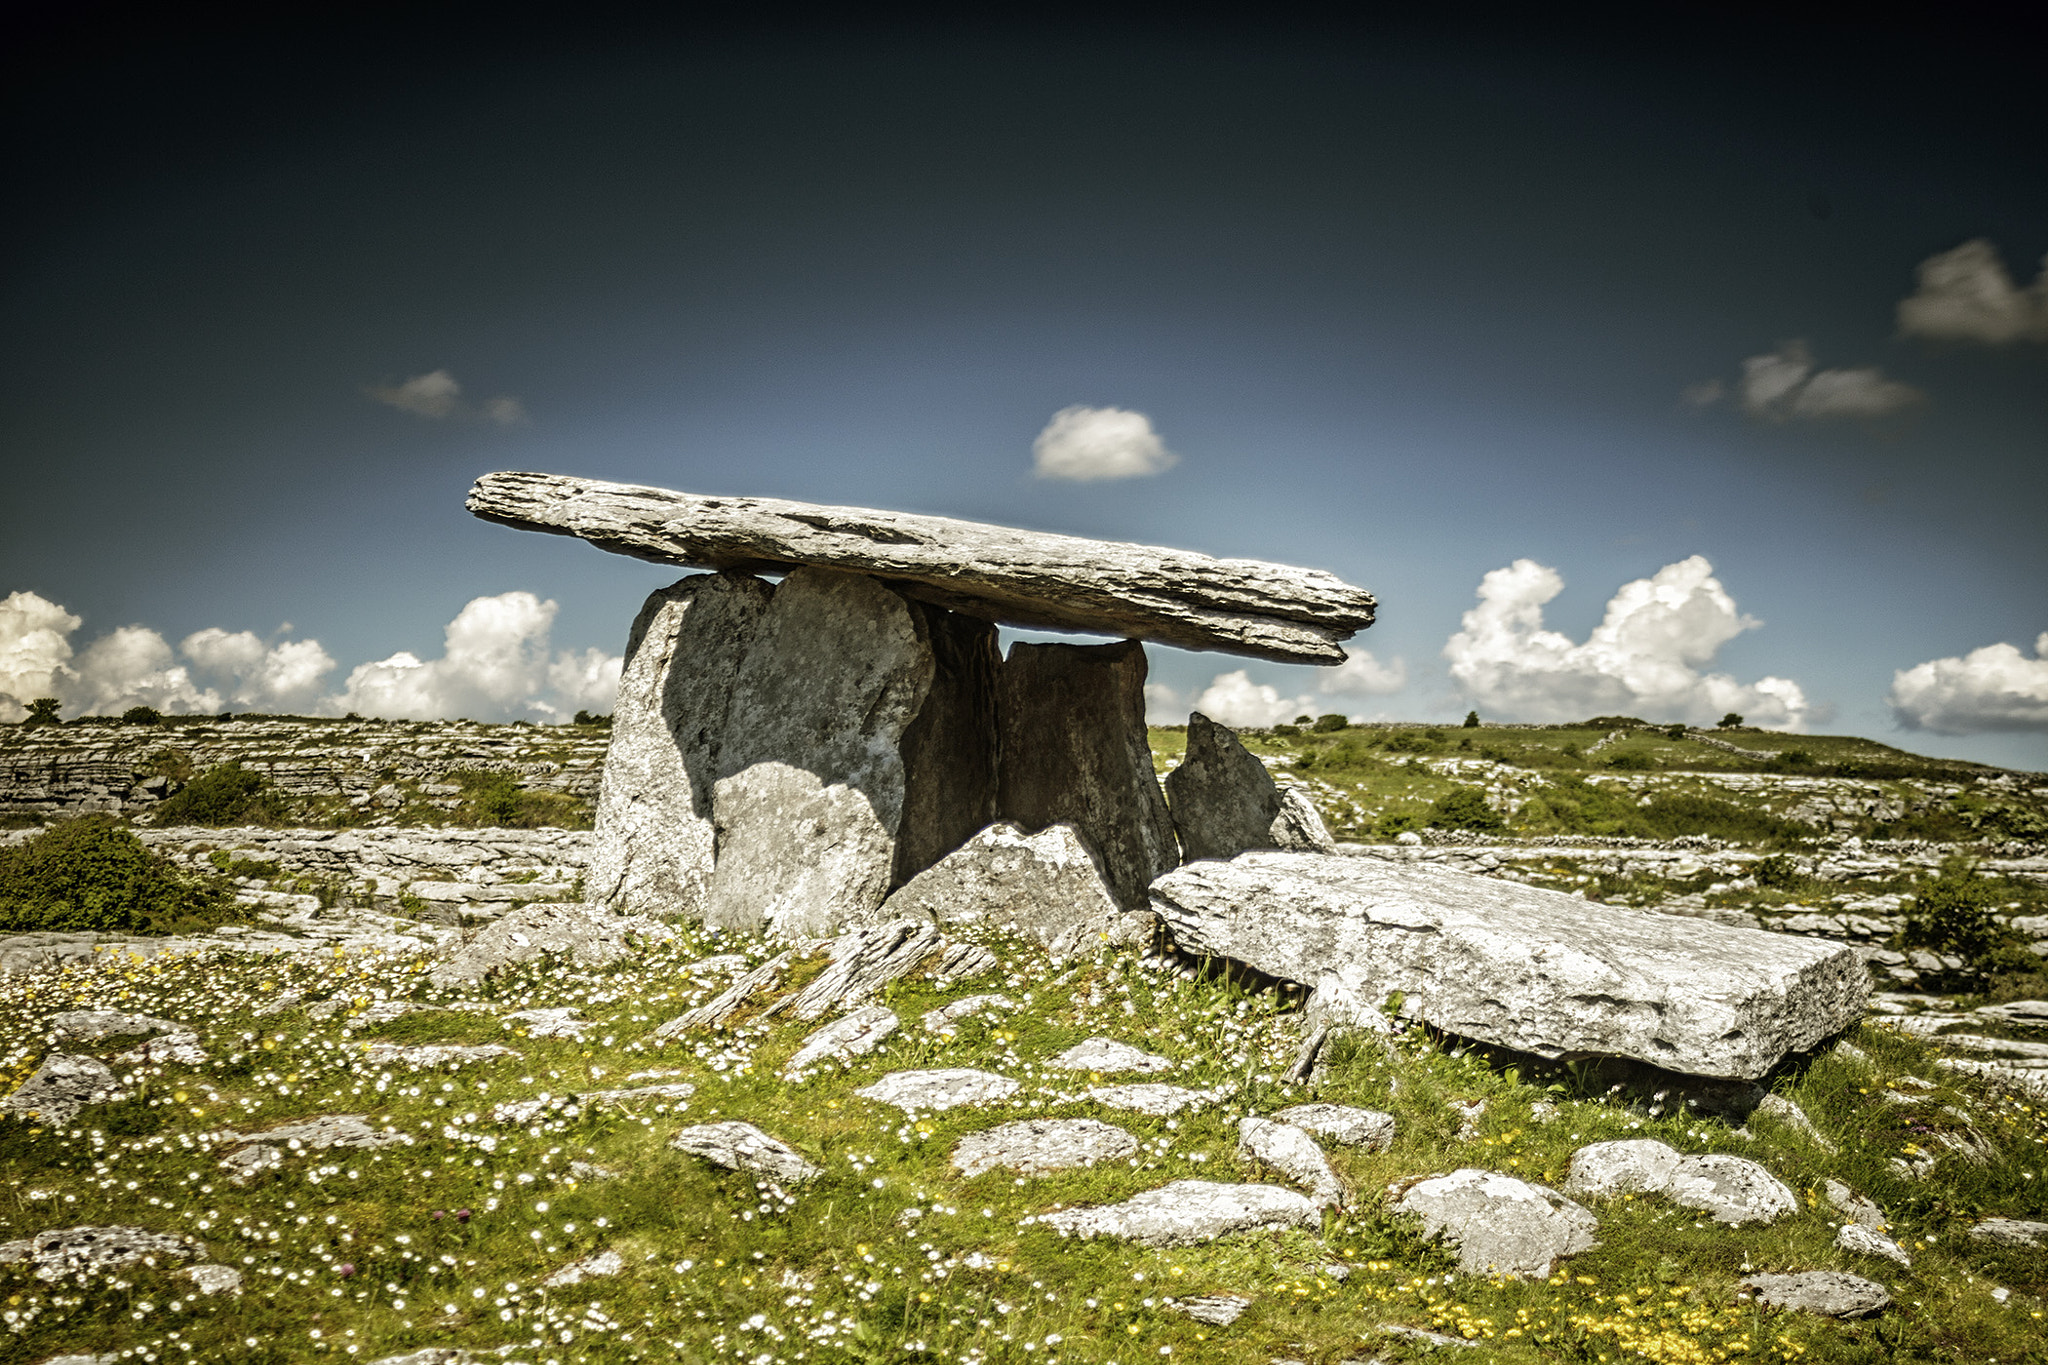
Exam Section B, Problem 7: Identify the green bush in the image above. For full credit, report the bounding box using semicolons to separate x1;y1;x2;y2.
150;762;285;826
1462;711;1480;728
0;816;234;934
120;705;163;726
1312;714;1350;733
1604;750;1657;770
1429;787;1504;832
572;710;613;727
1898;861;2023;974
22;698;61;727
1272;723;1302;737
452;770;589;829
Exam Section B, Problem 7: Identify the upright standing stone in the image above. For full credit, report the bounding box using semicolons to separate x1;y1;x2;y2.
996;641;1178;908
585;572;773;915
893;607;1001;887
704;568;936;939
1165;711;1331;860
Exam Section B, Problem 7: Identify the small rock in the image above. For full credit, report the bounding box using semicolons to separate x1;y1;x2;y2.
1031;1180;1322;1247
429;901;670;986
1823;1179;1889;1230
1049;1037;1173;1074
1391;1169;1598;1279
542;1249;624;1287
1273;1103;1395;1151
219;1145;285;1184
1967;1217;2048;1247
670;1121;822;1185
920;994;1017;1036
503;1008;592;1040
1564;1140;1684;1201
784;1005;899;1076
1237;1117;1345;1207
856;1069;1021;1114
363;1043;520;1067
0;1225;204;1281
1;1054;119;1125
1835;1223;1911;1267
951;1119;1139;1178
566;1161;619;1183
1755;1094;1836;1151
1741;1271;1890;1320
183;1263;244;1295
1167;1293;1252;1326
879;821;1124;955
1450;1099;1487;1140
1084;1083;1232;1116
1379;1322;1477;1348
1666;1154;1798;1226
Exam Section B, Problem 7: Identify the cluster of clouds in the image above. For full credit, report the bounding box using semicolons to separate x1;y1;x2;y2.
1149;649;1409;729
1687;238;2047;423
0;590;618;725
366;369;527;426
1889;633;2048;736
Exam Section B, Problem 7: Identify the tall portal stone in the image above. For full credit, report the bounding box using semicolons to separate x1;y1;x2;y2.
1166;711;1334;860
585;572;773;916
996;640;1178;908
893;607;1002;888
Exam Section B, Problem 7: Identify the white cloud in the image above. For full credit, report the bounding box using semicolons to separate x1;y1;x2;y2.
1896;238;2048;346
180;629;338;712
1187;669;1320;729
335;591;622;722
1443;556;1809;729
1888;632;2048;735
1730;340;1924;421
68;626;222;717
0;591;81;722
1031;405;1179;481
366;369;528;425
1319;650;1407;697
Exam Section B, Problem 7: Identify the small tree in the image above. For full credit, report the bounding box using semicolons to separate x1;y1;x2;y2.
23;697;61;727
1718;712;1743;729
1292;714;1313;726
1312;714;1350;733
1428;786;1505;832
1462;710;1480;728
121;705;163;726
0;815;232;933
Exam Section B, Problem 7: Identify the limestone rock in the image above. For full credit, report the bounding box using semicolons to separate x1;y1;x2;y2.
1031;1180;1323;1247
218;1114;410;1182
785;1006;900;1076
1836;1223;1911;1267
1050;1037;1173;1074
0;1224;204;1281
768;920;942;1024
2;1054;119;1124
1566;1140;1794;1226
1391;1169;1598;1279
43;1010;182;1041
1755;1094;1835;1151
657;950;792;1035
1151;852;1868;1080
364;1043;520;1068
1823;1179;1889;1230
879;822;1123;955
1166;1294;1251;1326
951;1118;1139;1178
856;1069;1021;1114
921;994;1016;1036
997;642;1179;908
467;471;1377;663
1968;1217;2048;1247
1564;1140;1686;1201
1165;713;1332;861
1237;1117;1345;1207
502;1007;592;1040
585;572;772;916
1270;786;1336;853
1273;1103;1396;1151
183;1263;243;1295
1084;1083;1232;1117
542;1249;623;1288
429;902;671;987
1741;1271;1890;1319
669;1121;821;1185
703;569;936;939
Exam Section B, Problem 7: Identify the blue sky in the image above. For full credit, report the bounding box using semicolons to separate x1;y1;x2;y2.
3;11;2043;767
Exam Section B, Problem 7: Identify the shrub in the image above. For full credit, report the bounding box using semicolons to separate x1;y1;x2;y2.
1272;723;1302;737
1429;786;1504;832
151;762;285;826
1898;861;2021;973
1604;750;1656;770
1636;794;1804;844
120;705;164;726
1462;710;1480;728
452;770;589;829
1375;811;1423;837
0;816;233;934
1664;724;1686;740
1312;714;1350;733
572;710;613;727
22;698;61;727
1718;712;1743;729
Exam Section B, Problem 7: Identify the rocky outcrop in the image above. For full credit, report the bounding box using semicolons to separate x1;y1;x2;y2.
997;642;1178;908
1152;851;1869;1080
467;471;1377;663
1166;712;1333;860
1741;1271;1890;1319
878;822;1125;955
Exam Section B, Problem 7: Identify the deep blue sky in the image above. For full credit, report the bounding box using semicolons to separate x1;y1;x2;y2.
4;8;2043;765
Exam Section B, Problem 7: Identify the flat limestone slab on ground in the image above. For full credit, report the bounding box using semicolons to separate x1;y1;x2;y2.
1151;852;1868;1080
467;471;1376;663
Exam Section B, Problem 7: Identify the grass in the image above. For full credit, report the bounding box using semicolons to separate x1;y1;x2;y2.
2;916;2045;1365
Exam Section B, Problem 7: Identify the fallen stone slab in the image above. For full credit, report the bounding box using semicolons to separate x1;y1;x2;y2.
1166;1294;1251;1326
766;919;941;1023
1152;852;1868;1080
1563;1139;1685;1200
1084;1083;1233;1117
657;950;793;1035
1967;1217;2048;1247
951;1118;1139;1178
1835;1223;1911;1267
429;902;672;987
1565;1140;1795;1226
880;822;1124;956
1031;1180;1323;1247
542;1249;624;1288
1166;713;1333;861
0;1225;204;1281
1050;1037;1174;1074
1391;1169;1598;1279
467;471;1377;663
1238;1116;1345;1207
2;1054;120;1125
1741;1271;1890;1319
1273;1103;1396;1151
856;1069;1021;1114
784;1005;900;1077
670;1120;822;1185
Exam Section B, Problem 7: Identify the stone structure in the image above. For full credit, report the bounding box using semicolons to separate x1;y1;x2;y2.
1166;711;1333;860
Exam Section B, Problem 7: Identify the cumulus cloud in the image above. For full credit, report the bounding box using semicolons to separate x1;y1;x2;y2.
1896;238;2048;346
1187;670;1320;729
1721;340;1925;421
1443;556;1808;729
366;369;528;426
1319;650;1407;697
1031;406;1179;481
0;590;619;724
1888;633;2048;735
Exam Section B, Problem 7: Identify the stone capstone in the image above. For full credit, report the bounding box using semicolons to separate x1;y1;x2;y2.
950;1118;1140;1178
3;1054;119;1124
856;1069;1022;1114
1272;1103;1396;1151
1741;1271;1891;1319
669;1121;822;1186
1165;712;1332;860
429;902;672;987
1237;1116;1345;1207
996;641;1180;908
1030;1180;1323;1247
1151;852;1868;1080
1390;1169;1599;1279
467;471;1377;663
0;1225;204;1281
879;822;1124;957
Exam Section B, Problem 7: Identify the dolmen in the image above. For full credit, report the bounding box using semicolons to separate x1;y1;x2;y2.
468;471;1865;1080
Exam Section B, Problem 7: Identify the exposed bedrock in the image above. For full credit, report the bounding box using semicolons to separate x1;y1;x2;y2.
1151;851;1869;1081
996;641;1179;909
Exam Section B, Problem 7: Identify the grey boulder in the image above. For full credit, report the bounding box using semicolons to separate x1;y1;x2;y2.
1566;1140;1795;1226
856;1069;1021;1114
429;902;671;986
1031;1180;1323;1247
951;1118;1139;1178
1273;1103;1396;1151
1967;1217;2048;1247
1741;1271;1890;1319
3;1054;119;1125
669;1121;822;1185
1165;713;1332;861
1237;1116;1345;1207
784;1006;900;1077
1151;852;1868;1080
1391;1169;1599;1279
879;822;1123;957
1050;1037;1174;1074
1835;1223;1911;1267
1085;1083;1233;1117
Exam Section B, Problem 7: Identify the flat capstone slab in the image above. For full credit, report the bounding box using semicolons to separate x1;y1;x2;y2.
467;471;1376;663
951;1118;1140;1178
1741;1271;1891;1319
1152;851;1869;1081
1030;1180;1323;1247
856;1069;1022;1114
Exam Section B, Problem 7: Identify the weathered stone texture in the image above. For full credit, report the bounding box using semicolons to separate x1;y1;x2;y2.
879;822;1123;954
